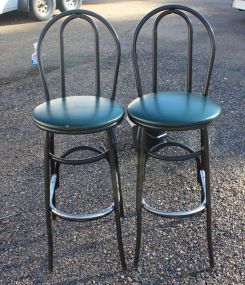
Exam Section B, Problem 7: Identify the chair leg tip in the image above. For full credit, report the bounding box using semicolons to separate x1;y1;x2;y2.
133;261;139;269
119;207;125;218
209;262;215;271
122;264;127;271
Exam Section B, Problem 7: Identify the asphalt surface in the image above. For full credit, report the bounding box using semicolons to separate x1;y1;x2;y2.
0;0;244;284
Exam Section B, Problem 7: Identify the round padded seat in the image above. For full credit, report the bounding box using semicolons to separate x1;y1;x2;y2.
127;92;221;130
32;96;125;133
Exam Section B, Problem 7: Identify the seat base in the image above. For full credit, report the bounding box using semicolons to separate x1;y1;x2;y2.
44;130;127;271
133;127;215;269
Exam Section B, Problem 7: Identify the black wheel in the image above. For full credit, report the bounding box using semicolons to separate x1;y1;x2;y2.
57;0;82;12
29;0;56;21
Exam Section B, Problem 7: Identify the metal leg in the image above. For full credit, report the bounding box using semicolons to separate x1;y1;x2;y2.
202;127;214;268
198;129;205;203
134;127;146;268
49;133;55;175
107;129;127;270
44;131;53;272
54;161;60;190
111;129;125;218
49;133;57;220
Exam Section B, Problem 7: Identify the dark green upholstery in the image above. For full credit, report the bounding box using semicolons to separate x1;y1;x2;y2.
32;96;125;133
127;92;221;130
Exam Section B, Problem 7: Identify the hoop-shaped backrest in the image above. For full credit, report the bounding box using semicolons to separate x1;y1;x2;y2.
38;10;121;101
132;5;216;97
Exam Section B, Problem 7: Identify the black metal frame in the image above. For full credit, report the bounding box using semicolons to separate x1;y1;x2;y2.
36;10;126;271
131;5;216;269
38;10;121;102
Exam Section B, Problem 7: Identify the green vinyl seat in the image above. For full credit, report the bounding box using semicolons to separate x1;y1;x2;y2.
128;92;221;131
33;96;124;134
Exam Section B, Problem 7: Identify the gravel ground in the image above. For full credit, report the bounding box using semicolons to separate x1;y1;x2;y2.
0;1;244;284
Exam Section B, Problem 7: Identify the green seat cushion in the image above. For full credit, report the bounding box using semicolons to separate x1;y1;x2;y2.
32;96;125;133
127;92;221;130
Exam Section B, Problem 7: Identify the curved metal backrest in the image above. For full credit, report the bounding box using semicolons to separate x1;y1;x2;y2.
38;10;121;101
132;5;216;97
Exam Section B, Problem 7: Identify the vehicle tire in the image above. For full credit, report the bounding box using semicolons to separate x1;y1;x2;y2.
29;0;56;21
57;0;82;12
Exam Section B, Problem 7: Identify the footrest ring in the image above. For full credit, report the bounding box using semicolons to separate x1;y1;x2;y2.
142;198;206;218
50;174;114;222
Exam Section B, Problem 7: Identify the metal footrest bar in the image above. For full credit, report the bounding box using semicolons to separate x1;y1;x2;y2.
50;145;109;165
147;141;203;161
50;174;114;222
200;169;206;203
142;198;206;218
142;168;207;218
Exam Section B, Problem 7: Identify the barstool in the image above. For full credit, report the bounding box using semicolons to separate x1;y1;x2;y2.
32;10;126;271
127;5;221;268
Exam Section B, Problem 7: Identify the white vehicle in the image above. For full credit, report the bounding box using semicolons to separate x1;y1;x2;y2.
233;0;245;10
0;0;82;21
